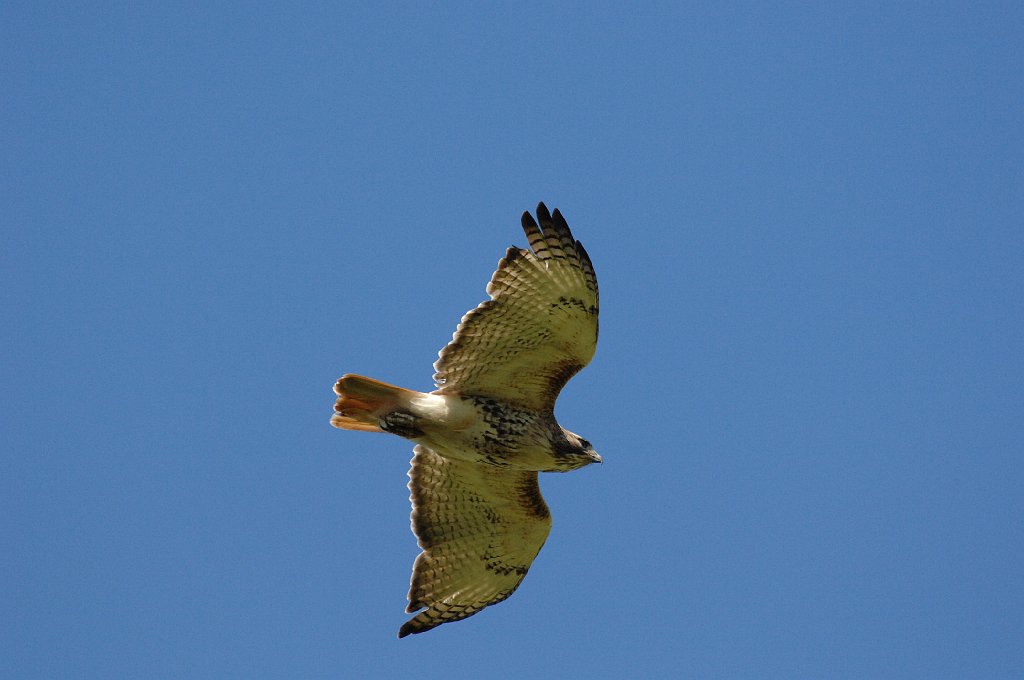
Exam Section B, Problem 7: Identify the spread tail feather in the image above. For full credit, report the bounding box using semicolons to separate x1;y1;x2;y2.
331;374;417;433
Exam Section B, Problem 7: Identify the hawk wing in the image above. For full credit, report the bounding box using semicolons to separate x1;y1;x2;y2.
433;203;599;412
400;445;552;637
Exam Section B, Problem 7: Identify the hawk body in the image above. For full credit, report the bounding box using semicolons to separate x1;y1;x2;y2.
331;203;600;637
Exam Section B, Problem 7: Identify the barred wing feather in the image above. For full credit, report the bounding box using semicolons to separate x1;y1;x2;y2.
432;203;599;412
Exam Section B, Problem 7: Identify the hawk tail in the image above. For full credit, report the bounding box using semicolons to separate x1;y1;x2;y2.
331;374;417;433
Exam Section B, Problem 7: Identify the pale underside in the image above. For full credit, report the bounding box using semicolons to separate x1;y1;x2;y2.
400;204;599;636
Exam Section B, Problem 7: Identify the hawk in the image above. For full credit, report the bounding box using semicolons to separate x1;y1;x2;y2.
330;203;601;637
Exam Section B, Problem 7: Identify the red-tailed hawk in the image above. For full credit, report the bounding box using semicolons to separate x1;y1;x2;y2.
331;203;601;637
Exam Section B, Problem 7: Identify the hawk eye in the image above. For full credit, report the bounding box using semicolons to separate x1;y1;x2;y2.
579;438;591;449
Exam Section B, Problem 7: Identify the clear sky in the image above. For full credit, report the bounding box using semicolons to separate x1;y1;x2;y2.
3;2;1022;678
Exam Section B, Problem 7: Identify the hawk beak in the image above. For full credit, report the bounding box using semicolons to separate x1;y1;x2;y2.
588;451;603;464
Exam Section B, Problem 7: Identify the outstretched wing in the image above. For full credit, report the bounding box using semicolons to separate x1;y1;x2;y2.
433;203;599;412
400;445;552;637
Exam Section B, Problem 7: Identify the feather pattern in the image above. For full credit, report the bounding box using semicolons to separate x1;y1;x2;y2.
433;203;599;411
331;202;601;637
401;445;551;637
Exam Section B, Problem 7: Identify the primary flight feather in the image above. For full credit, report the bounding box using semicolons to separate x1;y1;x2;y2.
330;203;601;637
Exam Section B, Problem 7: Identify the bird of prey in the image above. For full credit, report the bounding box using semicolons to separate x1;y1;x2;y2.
330;203;601;637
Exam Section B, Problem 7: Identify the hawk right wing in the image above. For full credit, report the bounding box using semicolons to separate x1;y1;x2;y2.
400;445;552;637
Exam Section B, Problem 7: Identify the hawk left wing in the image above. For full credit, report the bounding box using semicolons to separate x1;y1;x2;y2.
400;445;552;637
432;203;599;412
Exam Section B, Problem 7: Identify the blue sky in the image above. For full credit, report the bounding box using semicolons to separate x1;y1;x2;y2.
3;2;1022;678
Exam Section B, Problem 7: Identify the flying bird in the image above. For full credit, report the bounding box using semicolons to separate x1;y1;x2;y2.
331;203;601;637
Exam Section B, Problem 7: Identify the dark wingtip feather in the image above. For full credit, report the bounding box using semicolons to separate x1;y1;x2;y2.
576;239;593;267
550;208;576;248
536;202;552;224
399;617;439;638
521;207;546;256
552;208;568;229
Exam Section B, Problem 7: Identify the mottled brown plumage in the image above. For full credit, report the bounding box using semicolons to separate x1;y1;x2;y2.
330;203;601;637
434;204;599;412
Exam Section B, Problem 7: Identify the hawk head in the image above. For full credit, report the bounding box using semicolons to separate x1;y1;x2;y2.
553;429;602;471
